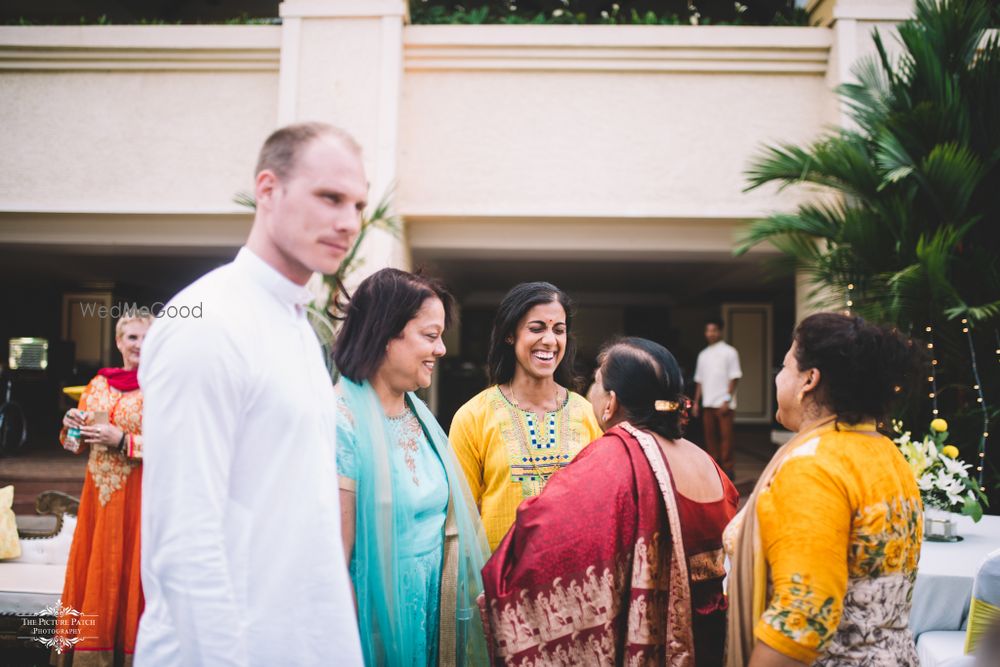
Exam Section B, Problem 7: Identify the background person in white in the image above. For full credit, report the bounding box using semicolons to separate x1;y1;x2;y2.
136;123;365;666
692;318;742;480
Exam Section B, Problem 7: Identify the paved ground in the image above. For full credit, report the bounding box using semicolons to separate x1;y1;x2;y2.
728;424;775;506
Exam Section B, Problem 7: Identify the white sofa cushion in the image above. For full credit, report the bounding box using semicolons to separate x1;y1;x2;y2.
11;515;77;565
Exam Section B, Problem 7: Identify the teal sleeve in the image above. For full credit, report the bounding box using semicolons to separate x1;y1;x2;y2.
335;398;359;481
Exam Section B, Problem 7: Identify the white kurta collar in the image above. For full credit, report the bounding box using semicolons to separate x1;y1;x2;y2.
234;247;314;307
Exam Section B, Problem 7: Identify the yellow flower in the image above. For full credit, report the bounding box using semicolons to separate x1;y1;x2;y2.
884;540;904;570
930;418;948;433
785;612;808;631
941;445;959;458
801;631;822;649
864;507;889;533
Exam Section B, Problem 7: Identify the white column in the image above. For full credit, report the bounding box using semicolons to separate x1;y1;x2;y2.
278;0;410;279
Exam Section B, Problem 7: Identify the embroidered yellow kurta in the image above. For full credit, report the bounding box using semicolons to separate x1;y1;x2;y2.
754;422;923;664
449;386;602;550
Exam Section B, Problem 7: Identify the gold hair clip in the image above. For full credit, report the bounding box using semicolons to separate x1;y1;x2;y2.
654;400;680;412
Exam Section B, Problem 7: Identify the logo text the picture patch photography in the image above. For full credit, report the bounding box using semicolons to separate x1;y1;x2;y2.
17;600;98;654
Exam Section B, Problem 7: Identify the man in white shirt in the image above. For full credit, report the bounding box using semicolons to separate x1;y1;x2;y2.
692;318;742;480
136;123;366;666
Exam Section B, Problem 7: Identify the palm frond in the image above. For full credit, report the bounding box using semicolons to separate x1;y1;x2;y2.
734;203;846;255
745;133;882;201
330;187;401;286
841;53;893;132
946;300;1000;323
919;142;986;218
874;129;917;185
233;191;256;210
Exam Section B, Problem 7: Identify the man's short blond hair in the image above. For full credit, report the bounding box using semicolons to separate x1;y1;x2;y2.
255;122;361;180
116;312;154;338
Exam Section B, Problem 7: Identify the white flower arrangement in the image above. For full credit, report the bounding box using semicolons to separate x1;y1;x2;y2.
893;418;987;521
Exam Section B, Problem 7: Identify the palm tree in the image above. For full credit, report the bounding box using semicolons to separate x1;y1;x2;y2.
739;0;998;326
736;0;999;499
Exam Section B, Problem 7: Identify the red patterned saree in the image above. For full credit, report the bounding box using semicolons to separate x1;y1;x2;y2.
479;423;737;667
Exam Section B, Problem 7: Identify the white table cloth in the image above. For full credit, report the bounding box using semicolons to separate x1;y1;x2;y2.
911;513;1000;638
916;630;975;667
0;562;64;615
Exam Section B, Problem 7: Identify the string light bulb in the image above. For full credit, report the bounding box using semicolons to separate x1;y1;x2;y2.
927;321;940;424
959;320;990;490
844;282;855;315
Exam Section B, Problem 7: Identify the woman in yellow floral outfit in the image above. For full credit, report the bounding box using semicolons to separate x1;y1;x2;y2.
56;313;151;666
725;313;923;666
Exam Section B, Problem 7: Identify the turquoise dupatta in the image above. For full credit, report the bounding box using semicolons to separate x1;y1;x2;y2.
338;378;490;666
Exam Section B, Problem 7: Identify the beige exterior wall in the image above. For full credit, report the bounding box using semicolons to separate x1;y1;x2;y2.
0;0;919;293
277;0;409;272
399;26;834;223
0;27;280;216
0;1;928;426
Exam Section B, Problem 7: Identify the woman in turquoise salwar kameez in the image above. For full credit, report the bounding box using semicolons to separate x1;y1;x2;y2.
332;268;489;667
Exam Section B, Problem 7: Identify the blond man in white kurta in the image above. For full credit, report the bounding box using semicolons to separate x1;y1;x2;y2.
137;123;366;666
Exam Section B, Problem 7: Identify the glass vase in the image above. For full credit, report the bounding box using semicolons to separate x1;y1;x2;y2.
924;506;961;542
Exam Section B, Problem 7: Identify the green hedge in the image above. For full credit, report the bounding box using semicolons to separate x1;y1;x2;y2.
409;0;810;26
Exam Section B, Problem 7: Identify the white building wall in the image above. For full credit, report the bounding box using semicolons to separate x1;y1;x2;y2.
0;27;280;215
399;26;834;221
0;0;918;294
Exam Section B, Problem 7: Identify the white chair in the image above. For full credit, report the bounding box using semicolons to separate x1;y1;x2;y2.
918;548;1000;666
918;631;969;667
965;548;1000;654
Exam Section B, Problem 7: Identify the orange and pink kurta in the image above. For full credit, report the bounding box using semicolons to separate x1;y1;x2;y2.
55;373;144;667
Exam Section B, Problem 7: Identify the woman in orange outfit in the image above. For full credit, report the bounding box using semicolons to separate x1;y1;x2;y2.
55;312;151;667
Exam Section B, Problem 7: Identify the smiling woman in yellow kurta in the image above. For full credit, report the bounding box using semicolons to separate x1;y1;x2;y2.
450;386;601;550
448;281;602;551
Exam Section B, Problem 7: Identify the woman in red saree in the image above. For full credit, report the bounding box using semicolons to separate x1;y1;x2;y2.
480;337;738;666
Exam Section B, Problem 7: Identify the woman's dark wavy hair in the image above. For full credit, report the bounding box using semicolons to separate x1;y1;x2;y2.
486;282;577;388
793;312;919;424
598;337;687;440
333;268;454;383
